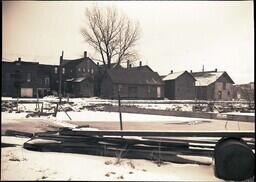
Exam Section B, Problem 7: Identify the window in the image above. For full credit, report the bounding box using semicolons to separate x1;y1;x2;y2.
62;68;65;74
223;82;226;90
218;91;222;100
27;73;31;82
82;68;86;72
128;87;137;97
227;91;230;96
157;86;161;98
91;68;94;74
78;68;81;72
54;67;58;74
45;77;50;86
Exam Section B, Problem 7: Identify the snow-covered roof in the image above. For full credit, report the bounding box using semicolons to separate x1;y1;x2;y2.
162;71;186;81
73;77;86;82
66;77;86;82
192;71;225;86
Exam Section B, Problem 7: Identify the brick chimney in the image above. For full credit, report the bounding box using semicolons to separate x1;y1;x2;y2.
127;60;130;68
190;70;192;73
129;64;132;68
84;51;87;58
215;68;217;72
170;70;173;74
139;61;142;67
18;57;21;62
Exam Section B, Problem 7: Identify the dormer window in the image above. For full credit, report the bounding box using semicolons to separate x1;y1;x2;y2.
54;67;58;74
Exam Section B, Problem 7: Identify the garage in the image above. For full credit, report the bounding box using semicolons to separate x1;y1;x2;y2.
21;88;33;97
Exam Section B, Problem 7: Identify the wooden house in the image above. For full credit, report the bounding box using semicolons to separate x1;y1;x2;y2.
162;70;196;100
62;51;99;97
100;64;164;99
233;82;254;101
191;69;235;100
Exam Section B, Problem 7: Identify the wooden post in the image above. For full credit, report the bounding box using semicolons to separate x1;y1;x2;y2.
54;51;64;117
118;86;123;131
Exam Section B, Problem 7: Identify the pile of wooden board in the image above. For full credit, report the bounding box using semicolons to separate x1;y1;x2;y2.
22;127;254;166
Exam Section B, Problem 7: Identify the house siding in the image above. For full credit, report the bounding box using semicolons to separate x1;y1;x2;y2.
164;72;195;100
175;74;195;100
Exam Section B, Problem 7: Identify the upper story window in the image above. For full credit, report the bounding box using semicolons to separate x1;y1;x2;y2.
91;68;94;74
27;73;31;82
223;82;226;90
45;77;50;86
62;68;65;74
82;68;86;72
78;68;81;72
54;67;58;74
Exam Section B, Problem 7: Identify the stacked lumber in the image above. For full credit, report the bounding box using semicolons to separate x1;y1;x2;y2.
21;128;254;166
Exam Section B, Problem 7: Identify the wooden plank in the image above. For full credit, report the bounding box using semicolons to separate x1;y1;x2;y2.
59;130;255;138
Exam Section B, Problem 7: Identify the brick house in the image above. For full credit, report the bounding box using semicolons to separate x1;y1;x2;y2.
100;63;164;99
162;70;196;100
2;58;57;97
191;69;235;100
61;51;99;97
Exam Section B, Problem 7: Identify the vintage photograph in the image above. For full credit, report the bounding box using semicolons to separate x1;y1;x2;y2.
1;1;254;181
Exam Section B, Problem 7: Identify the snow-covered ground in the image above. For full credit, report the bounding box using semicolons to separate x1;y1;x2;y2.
2;96;254;116
56;111;210;122
1;97;254;181
1;136;219;181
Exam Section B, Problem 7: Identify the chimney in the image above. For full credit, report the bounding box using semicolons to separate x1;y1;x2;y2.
127;60;130;68
18;57;21;62
170;70;173;74
215;68;217;72
129;64;132;68
97;62;99;66
190;70;192;73
139;61;142;67
202;65;204;72
60;51;64;65
84;51;87;58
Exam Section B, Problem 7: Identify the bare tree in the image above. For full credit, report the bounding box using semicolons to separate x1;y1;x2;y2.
81;5;141;70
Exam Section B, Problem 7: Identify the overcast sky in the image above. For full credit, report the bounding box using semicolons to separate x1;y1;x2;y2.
2;1;254;84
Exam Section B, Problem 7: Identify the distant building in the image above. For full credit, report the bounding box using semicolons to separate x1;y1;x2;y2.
62;51;99;97
101;62;164;99
191;69;235;100
162;70;196;100
233;82;254;101
2;58;57;98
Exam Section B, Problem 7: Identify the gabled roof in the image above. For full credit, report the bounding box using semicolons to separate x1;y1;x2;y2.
61;58;84;67
192;71;234;86
62;57;96;67
162;71;195;81
106;66;163;85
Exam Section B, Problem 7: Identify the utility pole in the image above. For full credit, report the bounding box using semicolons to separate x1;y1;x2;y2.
53;51;72;120
59;51;64;102
118;85;123;131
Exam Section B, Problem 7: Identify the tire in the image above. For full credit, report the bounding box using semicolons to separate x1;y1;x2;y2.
214;138;254;181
